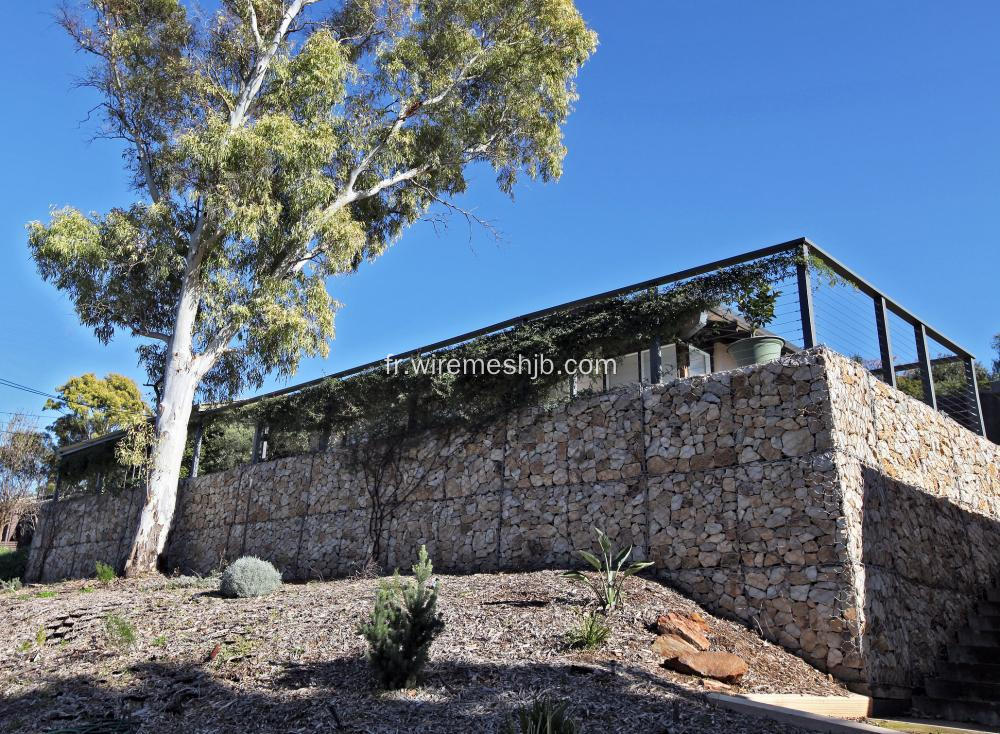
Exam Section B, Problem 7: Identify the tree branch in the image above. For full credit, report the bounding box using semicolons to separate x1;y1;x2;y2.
195;327;236;377
230;0;317;129
342;50;484;195
246;1;264;50
132;328;171;343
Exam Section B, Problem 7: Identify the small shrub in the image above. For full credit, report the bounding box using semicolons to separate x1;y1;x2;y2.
104;614;137;649
34;590;56;599
151;634;167;647
0;546;28;582
95;561;117;583
219;557;282;598
214;636;256;665
35;626;47;647
1;577;22;593
358;545;445;689
566;611;610;649
562;528;653;612
505;698;578;734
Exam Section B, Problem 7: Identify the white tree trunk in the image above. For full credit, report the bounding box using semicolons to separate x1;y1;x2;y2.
123;282;202;576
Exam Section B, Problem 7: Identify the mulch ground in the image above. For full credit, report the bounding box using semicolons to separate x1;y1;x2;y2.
0;569;848;733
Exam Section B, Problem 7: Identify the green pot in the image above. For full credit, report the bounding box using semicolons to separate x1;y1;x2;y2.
727;336;785;367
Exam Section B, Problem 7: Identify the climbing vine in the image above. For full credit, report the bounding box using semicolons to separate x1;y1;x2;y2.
204;252;802;451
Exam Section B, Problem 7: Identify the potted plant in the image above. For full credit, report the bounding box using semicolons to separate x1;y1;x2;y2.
727;283;784;366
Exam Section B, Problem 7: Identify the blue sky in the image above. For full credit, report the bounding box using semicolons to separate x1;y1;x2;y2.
1;1;998;420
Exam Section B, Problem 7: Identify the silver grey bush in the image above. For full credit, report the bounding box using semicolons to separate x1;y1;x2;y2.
220;557;282;598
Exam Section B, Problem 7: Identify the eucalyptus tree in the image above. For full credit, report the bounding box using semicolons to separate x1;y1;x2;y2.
28;0;595;575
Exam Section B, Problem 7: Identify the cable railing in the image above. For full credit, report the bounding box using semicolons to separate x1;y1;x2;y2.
52;237;987;491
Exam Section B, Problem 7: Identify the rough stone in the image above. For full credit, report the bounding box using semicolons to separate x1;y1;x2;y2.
656;612;710;650
652;632;699;660
666;651;749;683
26;348;1000;697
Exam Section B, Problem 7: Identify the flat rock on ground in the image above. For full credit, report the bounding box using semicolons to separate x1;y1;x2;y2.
0;570;848;733
666;651;750;684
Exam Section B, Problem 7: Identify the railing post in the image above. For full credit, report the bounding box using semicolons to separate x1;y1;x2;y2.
914;323;937;410
649;336;662;384
252;421;269;464
965;356;986;436
53;454;62;502
796;243;817;349
873;296;896;388
190;422;204;478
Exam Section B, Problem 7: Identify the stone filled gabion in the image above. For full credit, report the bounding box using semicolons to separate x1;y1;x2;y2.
220;556;282;598
28;348;1000;694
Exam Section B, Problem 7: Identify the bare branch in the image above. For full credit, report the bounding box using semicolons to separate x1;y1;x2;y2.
413;183;502;245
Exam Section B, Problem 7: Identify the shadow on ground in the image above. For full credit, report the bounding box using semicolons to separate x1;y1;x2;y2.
1;654;801;734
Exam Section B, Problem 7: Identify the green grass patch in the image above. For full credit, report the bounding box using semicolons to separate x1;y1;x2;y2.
104;614;137;649
34;590;57;599
95;561;117;583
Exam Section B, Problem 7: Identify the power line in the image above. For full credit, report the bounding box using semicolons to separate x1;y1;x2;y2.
0;377;148;417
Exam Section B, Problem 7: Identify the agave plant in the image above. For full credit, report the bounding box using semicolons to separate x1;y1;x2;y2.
504;698;578;734
563;528;653;612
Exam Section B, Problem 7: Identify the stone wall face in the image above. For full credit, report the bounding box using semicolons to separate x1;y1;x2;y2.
27;349;1000;696
825;356;1000;694
24;487;144;583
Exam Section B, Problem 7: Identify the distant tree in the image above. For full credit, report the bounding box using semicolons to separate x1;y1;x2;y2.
44;373;150;446
897;358;990;402
991;332;1000;381
28;0;596;575
0;413;53;544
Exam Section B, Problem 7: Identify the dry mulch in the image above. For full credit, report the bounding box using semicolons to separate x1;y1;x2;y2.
0;569;847;733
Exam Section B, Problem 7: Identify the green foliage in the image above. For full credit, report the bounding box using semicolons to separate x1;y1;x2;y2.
0;547;29;583
359;545;445;689
30;0;598;402
44;373;150;446
213;636;257;665
896;358;990;402
504;698;578;734
95;561;117;583
36;626;47;647
565;611;610;649
0;413;51;529
991;333;1000;380
243;254;801;451
219;556;283;598
1;577;23;592
732;283;779;335
35;590;57;599
563;528;653;612
104;614;137;649
152;634;167;647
